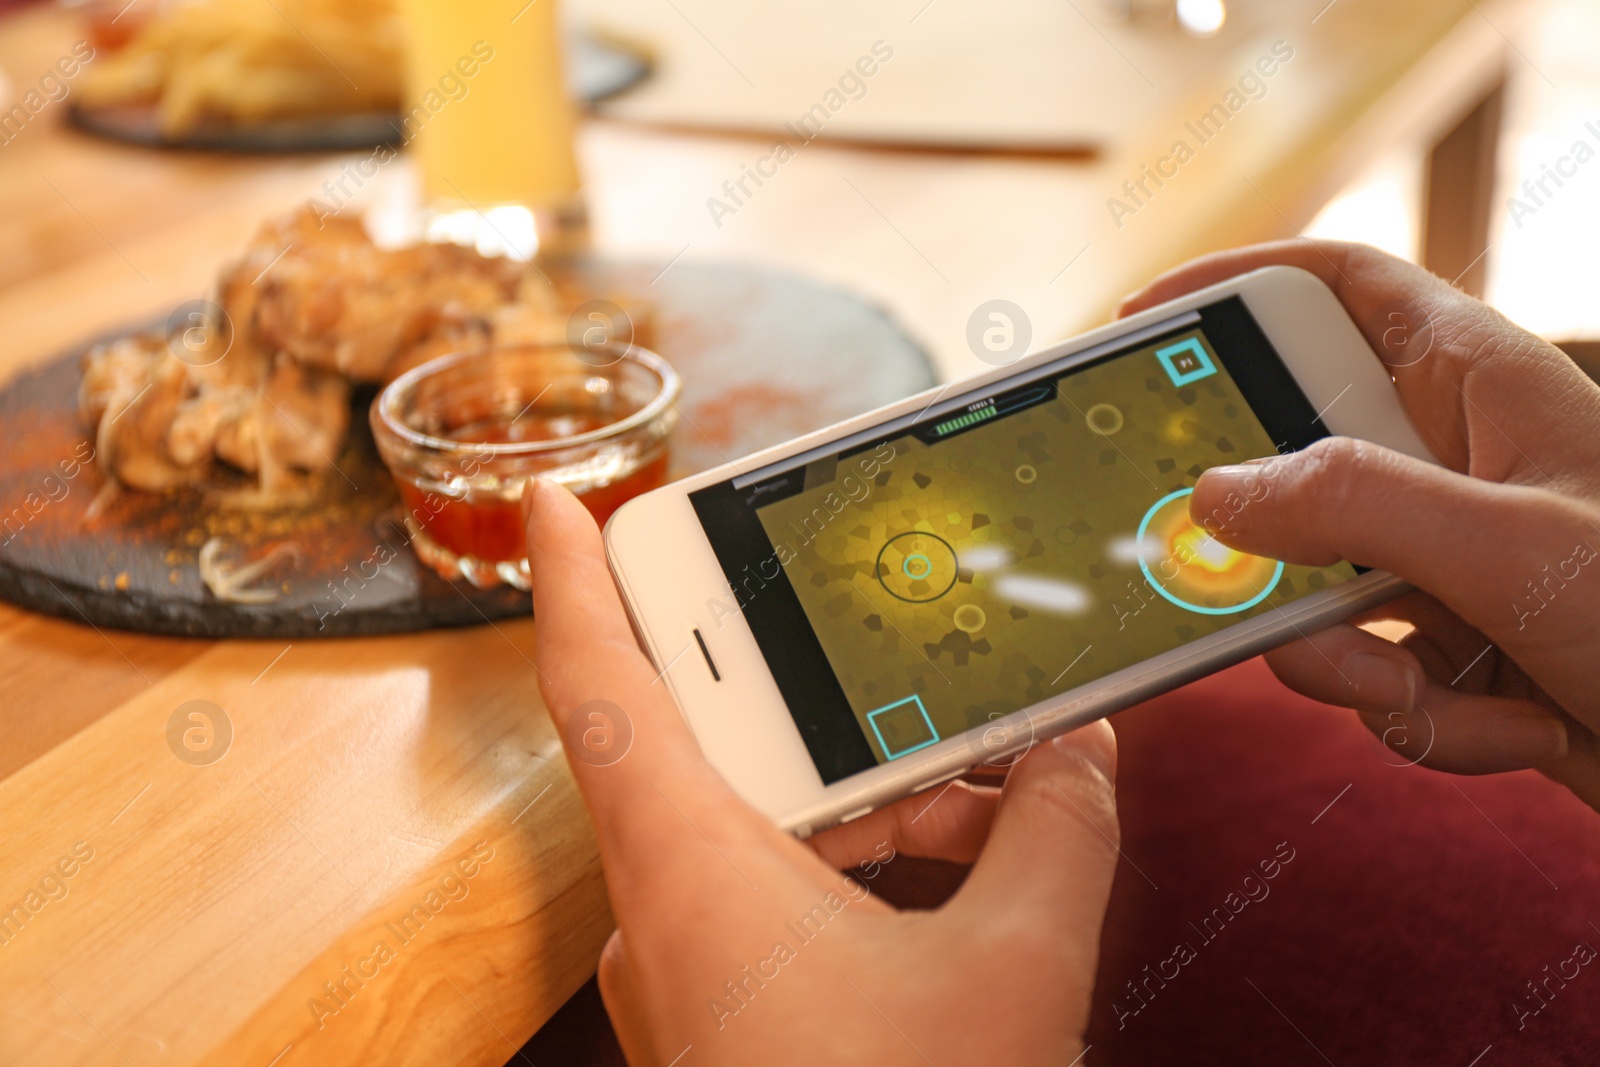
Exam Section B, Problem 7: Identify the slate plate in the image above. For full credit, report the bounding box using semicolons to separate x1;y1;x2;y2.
67;32;651;153
0;257;934;638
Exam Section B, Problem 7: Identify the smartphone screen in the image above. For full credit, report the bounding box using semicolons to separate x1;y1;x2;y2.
690;296;1357;783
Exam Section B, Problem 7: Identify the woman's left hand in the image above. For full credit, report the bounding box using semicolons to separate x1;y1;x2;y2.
524;479;1121;1066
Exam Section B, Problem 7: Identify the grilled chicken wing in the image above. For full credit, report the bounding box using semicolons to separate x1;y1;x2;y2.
83;206;563;505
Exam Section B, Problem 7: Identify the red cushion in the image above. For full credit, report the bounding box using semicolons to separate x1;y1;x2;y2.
1089;657;1600;1064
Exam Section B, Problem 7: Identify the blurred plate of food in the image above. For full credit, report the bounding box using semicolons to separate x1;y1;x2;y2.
67;0;650;151
0;207;934;637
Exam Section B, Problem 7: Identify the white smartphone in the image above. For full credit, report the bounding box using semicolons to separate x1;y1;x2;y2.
605;266;1434;837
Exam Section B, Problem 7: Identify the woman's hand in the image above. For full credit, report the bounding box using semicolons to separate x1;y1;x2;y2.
1122;240;1600;809
524;479;1119;1066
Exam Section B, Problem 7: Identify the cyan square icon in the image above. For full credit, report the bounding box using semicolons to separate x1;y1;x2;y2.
866;694;939;760
1156;337;1217;387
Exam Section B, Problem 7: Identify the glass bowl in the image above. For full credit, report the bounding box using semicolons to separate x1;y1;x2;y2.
371;342;679;589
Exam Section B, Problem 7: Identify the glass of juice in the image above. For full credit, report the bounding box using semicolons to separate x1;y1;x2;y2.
371;343;679;589
397;0;583;258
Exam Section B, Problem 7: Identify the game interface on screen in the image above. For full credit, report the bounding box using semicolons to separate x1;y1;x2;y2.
694;305;1357;781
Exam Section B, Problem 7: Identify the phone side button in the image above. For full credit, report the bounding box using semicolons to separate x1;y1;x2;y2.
838;806;874;825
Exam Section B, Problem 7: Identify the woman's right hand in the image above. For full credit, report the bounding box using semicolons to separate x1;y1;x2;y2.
1121;241;1600;810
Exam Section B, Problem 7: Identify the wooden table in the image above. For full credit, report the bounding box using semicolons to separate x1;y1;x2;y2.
0;2;1525;1063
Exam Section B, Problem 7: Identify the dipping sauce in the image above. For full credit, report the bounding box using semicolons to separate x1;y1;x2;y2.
371;343;680;590
396;445;669;564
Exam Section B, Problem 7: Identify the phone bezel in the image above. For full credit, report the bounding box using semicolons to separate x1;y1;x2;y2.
604;266;1435;836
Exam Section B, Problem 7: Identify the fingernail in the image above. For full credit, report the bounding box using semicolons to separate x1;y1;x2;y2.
1343;652;1416;715
1489;714;1569;765
520;476;543;524
1194;462;1253;498
1200;456;1273;484
1191;462;1274;540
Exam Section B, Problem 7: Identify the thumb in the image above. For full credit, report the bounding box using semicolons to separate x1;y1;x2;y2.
946;721;1120;969
1190;437;1588;636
